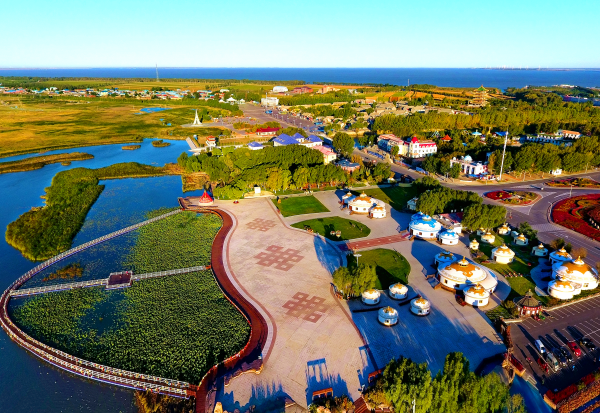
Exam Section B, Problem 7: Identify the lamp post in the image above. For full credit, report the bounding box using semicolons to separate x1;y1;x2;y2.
354;253;361;266
498;131;509;182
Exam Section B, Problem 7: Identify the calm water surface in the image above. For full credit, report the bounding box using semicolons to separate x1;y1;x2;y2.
0;140;204;412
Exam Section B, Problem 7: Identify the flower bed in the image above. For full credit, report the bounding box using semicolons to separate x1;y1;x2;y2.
485;190;539;205
547;178;600;188
552;194;600;241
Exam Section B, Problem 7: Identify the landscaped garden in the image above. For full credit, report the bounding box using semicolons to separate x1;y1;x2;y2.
272;195;330;217
547;177;600;188
10;211;251;383
349;248;410;288
291;217;370;241
485;190;540;205
356;185;417;212
552;194;600;241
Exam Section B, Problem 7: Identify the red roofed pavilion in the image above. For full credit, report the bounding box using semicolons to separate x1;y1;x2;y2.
199;190;214;205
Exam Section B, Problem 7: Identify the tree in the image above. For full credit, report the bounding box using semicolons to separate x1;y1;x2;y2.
421;156;439;174
505;394;526;413
333;132;355;157
391;145;400;157
462;204;506;230
383;357;433;413
449;163;461;179
517;221;538;243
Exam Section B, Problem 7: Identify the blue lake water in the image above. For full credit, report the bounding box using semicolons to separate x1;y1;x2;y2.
2;67;600;89
0;140;204;412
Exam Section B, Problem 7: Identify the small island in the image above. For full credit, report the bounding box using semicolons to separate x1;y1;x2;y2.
152;140;171;147
0;152;94;174
122;145;142;150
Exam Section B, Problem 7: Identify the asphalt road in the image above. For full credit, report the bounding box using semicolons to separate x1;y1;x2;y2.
511;295;600;391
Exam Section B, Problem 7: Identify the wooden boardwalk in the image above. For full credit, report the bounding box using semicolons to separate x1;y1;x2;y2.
10;265;208;298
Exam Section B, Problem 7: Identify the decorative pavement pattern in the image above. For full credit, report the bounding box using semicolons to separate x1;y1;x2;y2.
341;233;410;251
246;218;278;232
282;292;329;323
254;245;304;271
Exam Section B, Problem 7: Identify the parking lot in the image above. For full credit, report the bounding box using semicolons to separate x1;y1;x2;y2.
511;295;600;391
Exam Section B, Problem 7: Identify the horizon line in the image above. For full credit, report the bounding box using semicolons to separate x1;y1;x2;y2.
1;67;600;71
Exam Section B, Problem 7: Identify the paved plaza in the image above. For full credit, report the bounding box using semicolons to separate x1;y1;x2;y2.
213;191;513;410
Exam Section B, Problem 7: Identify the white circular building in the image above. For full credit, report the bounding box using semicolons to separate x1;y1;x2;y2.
349;192;376;214
469;239;479;251
389;283;408;300
548;279;577;300
409;214;442;239
491;244;516;264
549;247;572;265
411;211;426;222
435;251;458;268
438;229;459;245
361;289;381;305
410;297;431;316
437;257;498;293
272;86;288;93
481;231;495;244
552;257;599;290
532;243;548;257
369;205;387;219
378;306;399;326
464;284;490;307
513;233;529;246
497;223;511;235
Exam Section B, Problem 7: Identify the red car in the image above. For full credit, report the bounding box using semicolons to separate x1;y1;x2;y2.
568;341;582;357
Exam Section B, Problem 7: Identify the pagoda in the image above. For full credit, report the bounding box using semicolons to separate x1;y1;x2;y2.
471;85;489;106
198;190;214;205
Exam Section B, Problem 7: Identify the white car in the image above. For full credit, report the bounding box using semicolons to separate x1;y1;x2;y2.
536;340;546;355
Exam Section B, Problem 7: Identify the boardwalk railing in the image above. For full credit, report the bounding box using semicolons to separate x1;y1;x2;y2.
0;209;196;397
10;265;208;298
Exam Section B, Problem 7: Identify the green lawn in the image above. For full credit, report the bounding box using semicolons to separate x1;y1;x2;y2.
291;217;371;241
272;195;329;217
470;233;536;276
348;248;410;289
355;185;417;212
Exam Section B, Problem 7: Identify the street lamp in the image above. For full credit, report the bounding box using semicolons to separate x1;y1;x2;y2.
498;131;509;182
354;253;361;265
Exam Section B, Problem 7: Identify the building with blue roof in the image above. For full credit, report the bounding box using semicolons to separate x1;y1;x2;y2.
272;133;323;148
248;141;264;150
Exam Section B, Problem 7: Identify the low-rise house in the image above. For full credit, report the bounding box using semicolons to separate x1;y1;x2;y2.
255;127;280;137
450;155;488;176
314;145;337;164
248;142;264;150
337;159;361;173
273;133;322;148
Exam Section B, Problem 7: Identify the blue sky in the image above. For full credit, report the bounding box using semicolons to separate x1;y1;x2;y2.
3;0;599;68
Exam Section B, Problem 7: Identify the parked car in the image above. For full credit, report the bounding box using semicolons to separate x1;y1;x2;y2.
580;337;596;351
559;346;573;363
568;341;582;357
553;348;568;367
535;340;547;355
545;352;561;372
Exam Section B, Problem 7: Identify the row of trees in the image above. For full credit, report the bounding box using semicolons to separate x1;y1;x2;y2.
332;261;377;297
364;353;525;413
278;90;363;106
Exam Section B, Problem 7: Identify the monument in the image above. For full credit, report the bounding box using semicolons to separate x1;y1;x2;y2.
182;109;204;128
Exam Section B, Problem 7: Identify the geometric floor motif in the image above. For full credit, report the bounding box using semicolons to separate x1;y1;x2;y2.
254;245;304;271
282;292;328;323
246;218;277;232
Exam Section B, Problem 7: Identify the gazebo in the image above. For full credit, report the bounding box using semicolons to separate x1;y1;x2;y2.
497;223;511;235
378;306;399;326
410;296;431;316
513;233;529;246
389;283;408;300
513;290;542;317
469;239;479;251
491;244;516;264
362;289;381;305
532;243;548;257
481;231;495;244
198;190;214;205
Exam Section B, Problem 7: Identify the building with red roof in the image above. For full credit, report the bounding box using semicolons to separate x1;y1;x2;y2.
198;190;214;205
255;127;280;136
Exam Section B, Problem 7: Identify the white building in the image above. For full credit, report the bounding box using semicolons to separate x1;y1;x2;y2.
450;155;488;176
410;297;431;316
481;231;495;244
438;229;459;245
435;251;458;268
548;279;577;300
513;233;529;246
491;244;516;264
497;223;511;235
532;243;548;257
405;136;437;158
464;284;490;307
437;257;498;292
369;205;387;219
261;96;279;106
362;289;381;305
314;145;337;165
409;213;442;239
348;192;378;214
549;248;572;265
378;306;399;326
552;257;599;290
389;283;408;300
469;239;479;250
272;86;289;93
407;197;419;211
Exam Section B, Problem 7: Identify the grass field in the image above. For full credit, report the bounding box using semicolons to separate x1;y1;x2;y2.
291;217;370;241
347;248;410;288
355;185;417;212
0;96;235;158
273;195;330;217
0;152;94;174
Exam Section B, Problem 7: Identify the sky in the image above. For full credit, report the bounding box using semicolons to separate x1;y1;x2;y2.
3;0;599;68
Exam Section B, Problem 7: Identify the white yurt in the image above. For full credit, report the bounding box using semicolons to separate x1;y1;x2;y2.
438;229;459;245
513;233;529;246
389;283;409;300
369;205;387;219
549;247;572;265
409;214;442;239
437;257;498;293
497;223;511;235
410;297;431;316
378;306;399;326
481;231;496;244
531;243;548;257
548;279;577;300
491;244;516;264
435;251;458;268
464;284;490;307
552;257;599;290
361;289;381;305
349;192;376;214
469;239;479;251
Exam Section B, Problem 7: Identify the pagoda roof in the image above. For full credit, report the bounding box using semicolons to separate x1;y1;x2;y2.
476;85;487;92
199;190;214;204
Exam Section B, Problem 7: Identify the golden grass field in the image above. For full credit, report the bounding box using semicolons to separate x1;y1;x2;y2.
0;96;233;158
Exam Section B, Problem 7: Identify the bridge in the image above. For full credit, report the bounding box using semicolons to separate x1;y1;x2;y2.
9;265;208;298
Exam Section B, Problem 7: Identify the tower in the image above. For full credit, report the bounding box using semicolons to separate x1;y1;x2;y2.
156;64;159;82
192;109;202;126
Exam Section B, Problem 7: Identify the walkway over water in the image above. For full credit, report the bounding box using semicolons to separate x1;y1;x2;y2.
10;266;208;298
